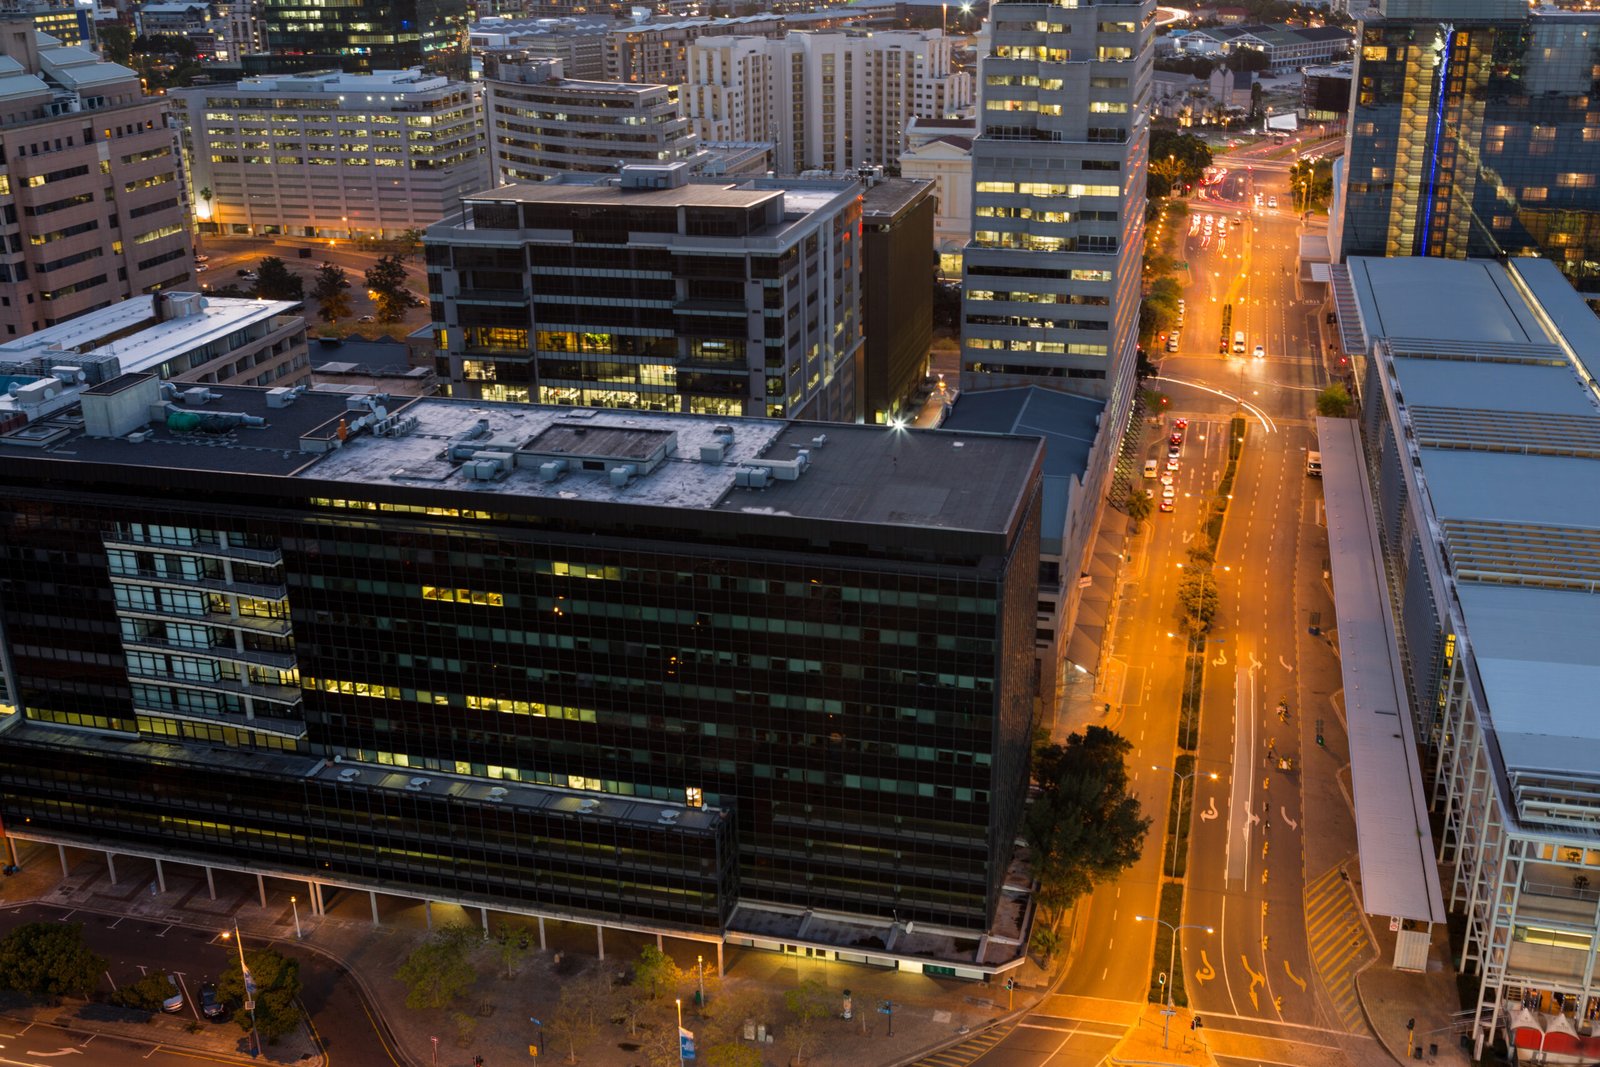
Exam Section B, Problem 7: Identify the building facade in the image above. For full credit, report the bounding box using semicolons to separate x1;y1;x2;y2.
173;70;487;241
0;22;193;337
959;0;1152;405
901;117;974;277
425;163;863;422
468;16;612;80
1336;0;1600;295
248;0;466;74
1335;255;1600;1058
483;54;703;184
0;380;1042;946
685;30;974;176
1;0;92;46
859;176;934;425
605;13;786;85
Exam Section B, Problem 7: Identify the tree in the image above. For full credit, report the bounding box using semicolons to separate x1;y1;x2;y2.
1149;128;1213;199
1126;488;1153;528
254;257;304;302
1177;568;1220;633
491;919;532;979
552;967;613;1063
393;228;426;261
217;945;302;1041
111;971;179;1011
1023;727;1152;945
1316;382;1353;417
783;978;834;1066
310;263;352;323
364;253;416;323
1226;47;1271;72
394;927;477;1011
0;922;105;1000
197;185;213;226
631;945;684;1001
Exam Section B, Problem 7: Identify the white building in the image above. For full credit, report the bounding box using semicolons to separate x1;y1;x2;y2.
685;29;973;175
899;116;973;277
172;70;487;241
482;54;702;184
1330;255;1600;1060
959;0;1152;406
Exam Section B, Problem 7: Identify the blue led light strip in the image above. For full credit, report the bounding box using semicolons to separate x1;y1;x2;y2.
1421;26;1454;255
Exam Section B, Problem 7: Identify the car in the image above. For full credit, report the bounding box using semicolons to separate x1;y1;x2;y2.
1159;497;1175;513
1268;196;1278;208
1166;335;1179;352
1175;417;1188;429
1161;484;1176;499
1253;344;1265;359
194;253;210;262
200;982;224;1019
357;314;375;323
1143;459;1160;479
1160;472;1175;486
1169;432;1184;447
1232;217;1243;226
1166;455;1180;471
161;974;183;1014
194;263;208;272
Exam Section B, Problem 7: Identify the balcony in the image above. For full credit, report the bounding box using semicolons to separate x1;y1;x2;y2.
110;568;288;603
125;667;302;707
122;637;297;671
103;534;282;566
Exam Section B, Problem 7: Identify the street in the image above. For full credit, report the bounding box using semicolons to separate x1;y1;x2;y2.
0;900;398;1067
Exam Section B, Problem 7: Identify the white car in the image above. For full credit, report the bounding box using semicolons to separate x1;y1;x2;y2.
1253;344;1265;359
1268;196;1279;209
194;262;209;272
1160;472;1175;486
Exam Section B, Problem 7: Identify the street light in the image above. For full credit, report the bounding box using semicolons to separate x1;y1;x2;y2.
1134;915;1213;1048
1152;763;1218;879
290;894;302;940
224;924;262;1058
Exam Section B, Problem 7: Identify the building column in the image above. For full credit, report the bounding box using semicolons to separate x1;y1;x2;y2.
307;879;317;915
205;866;217;900
58;844;70;879
716;941;724;978
596;925;605;961
481;907;489;936
5;835;16;867
538;916;547;952
315;882;327;915
657;933;664;950
153;858;166;893
370;890;380;926
257;873;267;908
424;900;433;931
106;852;118;885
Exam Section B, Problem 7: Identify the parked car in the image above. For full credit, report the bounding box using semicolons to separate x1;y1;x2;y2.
357;314;375;324
194;263;208;272
161;974;183;1014
199;981;224;1019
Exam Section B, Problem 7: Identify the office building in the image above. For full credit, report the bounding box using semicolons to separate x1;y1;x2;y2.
0;22;193;336
900;116;974;277
482;55;702;184
1172;23;1351;69
605;13;786;85
247;0;466;74
0;0;91;46
425;163;862;422
1335;0;1600;295
959;0;1152;406
859;176;934;425
212;0;260;64
134;2;218;58
1300;63;1351;123
685;30;974;175
468;16;613;80
173;70;487;240
0;290;309;388
1330;255;1600;1057
0;380;1043;959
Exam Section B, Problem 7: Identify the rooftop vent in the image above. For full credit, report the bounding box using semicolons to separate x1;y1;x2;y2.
576;797;600;814
404;777;432;792
658;808;681;824
337;768;361;782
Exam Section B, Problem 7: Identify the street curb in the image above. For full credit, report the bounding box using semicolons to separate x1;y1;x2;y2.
0;894;406;1067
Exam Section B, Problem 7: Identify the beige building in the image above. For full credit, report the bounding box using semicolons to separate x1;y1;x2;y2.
172;69;487;241
0;290;310;389
899;116;973;277
685;29;973;176
483;54;702;184
0;22;194;337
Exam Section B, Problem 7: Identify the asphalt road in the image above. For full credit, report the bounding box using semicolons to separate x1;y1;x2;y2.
0;900;398;1067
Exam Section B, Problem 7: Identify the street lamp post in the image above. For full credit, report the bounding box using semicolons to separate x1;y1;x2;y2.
225;923;262;1058
1134;916;1213;1048
290;894;302;939
1152;763;1218;878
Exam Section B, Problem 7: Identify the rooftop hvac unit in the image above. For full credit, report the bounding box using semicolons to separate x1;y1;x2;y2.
487;787;509;803
609;464;635;487
735;467;771;489
404;777;432;792
658;808;681;824
538;459;568;482
700;442;726;464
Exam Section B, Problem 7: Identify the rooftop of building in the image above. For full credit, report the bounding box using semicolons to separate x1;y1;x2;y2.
1342;255;1600;783
860;176;933;220
184;67;459;97
0;292;299;377
1;385;1043;537
0;26;136;94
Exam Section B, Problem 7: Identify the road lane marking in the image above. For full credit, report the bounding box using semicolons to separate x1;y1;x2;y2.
1283;960;1307;991
1280;806;1298;830
1195;951;1215;985
1201;795;1218;821
1278;655;1294;672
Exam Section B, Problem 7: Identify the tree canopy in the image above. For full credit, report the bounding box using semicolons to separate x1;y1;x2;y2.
1024;727;1151;945
310;264;351;323
1149;129;1213;199
394;926;476;1011
217;944;302;1040
0;921;105;1000
254;257;304;302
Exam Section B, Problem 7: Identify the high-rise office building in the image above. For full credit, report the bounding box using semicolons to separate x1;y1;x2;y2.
0;21;194;336
685;30;974;176
172;70;486;241
0;376;1043;946
958;0;1153;406
482;55;703;185
425;163;863;422
1335;0;1600;295
247;0;466;75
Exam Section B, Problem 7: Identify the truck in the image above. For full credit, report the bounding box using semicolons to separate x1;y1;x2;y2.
1307;450;1322;477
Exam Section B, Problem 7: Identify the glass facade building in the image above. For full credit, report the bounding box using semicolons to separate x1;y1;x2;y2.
0;378;1042;935
246;0;468;75
1339;1;1600;295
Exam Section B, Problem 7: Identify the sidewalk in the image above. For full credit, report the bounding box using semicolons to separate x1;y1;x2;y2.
0;844;1059;1067
1354;908;1471;1067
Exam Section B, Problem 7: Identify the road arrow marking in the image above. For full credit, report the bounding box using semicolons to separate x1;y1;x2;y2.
1279;655;1295;672
1201;795;1218;821
1213;647;1228;667
1249;653;1263;671
1195;951;1216;985
1280;806;1298;830
1283;959;1308;992
28;1051;84;1058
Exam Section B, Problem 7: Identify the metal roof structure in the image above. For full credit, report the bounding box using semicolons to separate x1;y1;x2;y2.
1319;416;1446;924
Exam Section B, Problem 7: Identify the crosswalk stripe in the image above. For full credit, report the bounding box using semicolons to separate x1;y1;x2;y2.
911;1024;1017;1067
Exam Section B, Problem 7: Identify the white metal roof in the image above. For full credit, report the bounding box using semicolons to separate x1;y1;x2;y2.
1318;416;1447;924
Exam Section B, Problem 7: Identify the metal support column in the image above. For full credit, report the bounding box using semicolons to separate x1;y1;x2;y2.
538;916;547;952
206;867;217;900
257;873;267;908
106;852;118;885
370;890;380;925
58;843;69;879
154;858;166;894
597;925;605;960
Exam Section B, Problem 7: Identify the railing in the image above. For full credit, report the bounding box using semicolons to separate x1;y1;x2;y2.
1523;879;1600;904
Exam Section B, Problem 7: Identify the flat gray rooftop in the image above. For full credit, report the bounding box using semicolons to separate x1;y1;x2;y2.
1344;257;1549;347
1318;416;1446;924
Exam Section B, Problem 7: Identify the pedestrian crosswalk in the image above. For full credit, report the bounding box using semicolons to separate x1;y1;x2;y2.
911;1023;1016;1067
1304;865;1374;1032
